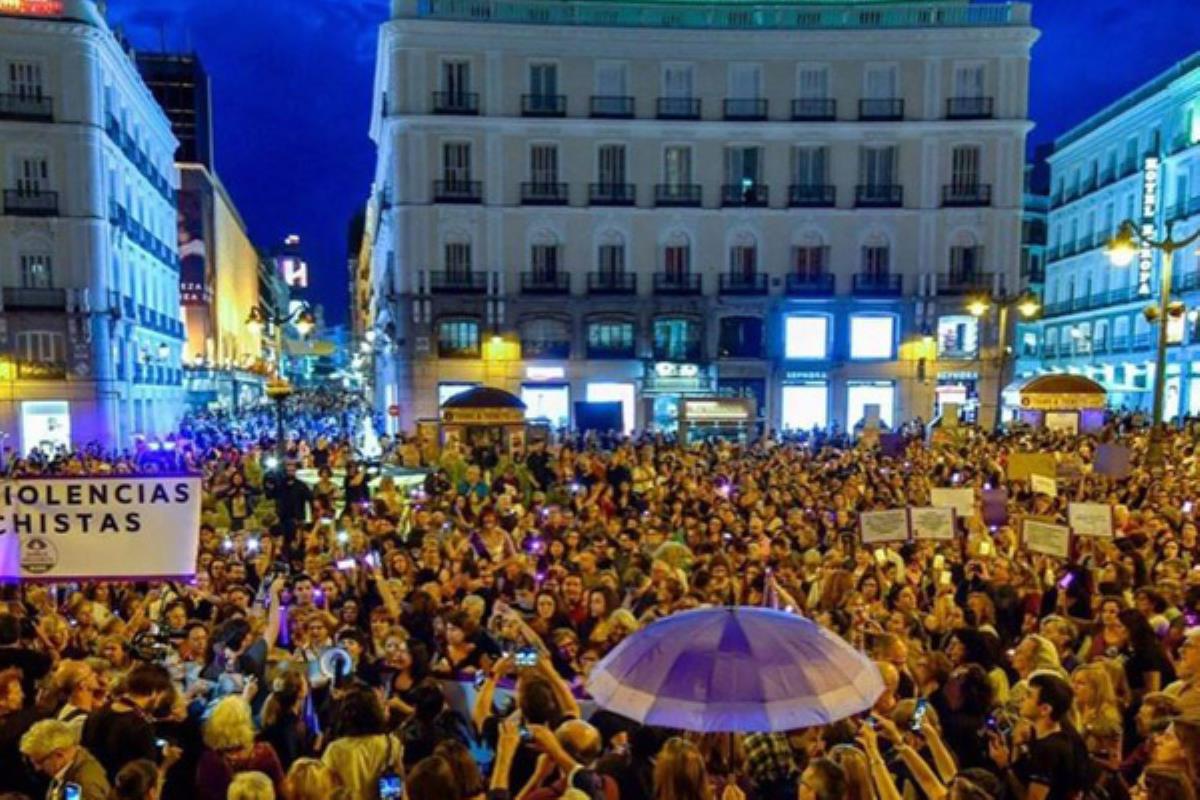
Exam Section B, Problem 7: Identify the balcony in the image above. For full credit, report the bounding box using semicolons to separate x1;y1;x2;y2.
1092;340;1109;355
588;182;636;206
653;272;702;295
431;91;479;115
587;271;637;295
852;273;902;296
785;273;835;297
654;183;702;207
0;93;52;121
520;182;569;205
721;183;769;207
855;184;903;207
433;179;483;203
937;272;995;295
2;287;67;310
656;97;701;120
788;184;836;207
718;272;768;295
859;98;904;120
521;94;566;117
521;339;570;360
590;95;634;118
588;343;636;360
3;189;57;217
520;272;570;295
945;96;994;119
429;271;488;294
15;360;66;380
1133;333;1152;350
653;346;703;362
723;98;768;121
437;343;481;359
791;98;836;121
942;183;992;207
1110;336;1129;353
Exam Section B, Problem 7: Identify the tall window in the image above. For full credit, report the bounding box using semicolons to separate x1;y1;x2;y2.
728;233;757;278
785;316;829;360
850;316;896;360
20;253;52;288
15;331;63;362
595;62;627;96
597;233;625;275
797;66;829;99
951;146;981;190
15;156;48;194
531;241;560;280
861;234;890;276
664;146;692;186
792;146;828;187
718;317;764;358
440;60;470;98
864;65;898;99
663;233;691;278
437;319;480;358
530;144;558;185
949;237;982;282
725;146;763;185
729;64;762;99
597;145;626;187
444;240;471;278
587;321;634;355
859;146;896;187
8;61;43;98
653;318;700;361
529;63;558;97
442;142;472;185
793;234;828;278
663;64;694;98
952;64;984;98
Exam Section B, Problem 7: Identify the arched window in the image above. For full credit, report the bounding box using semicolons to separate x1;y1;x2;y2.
793;230;828;279
653;316;702;361
443;231;472;277
728;231;758;277
861;232;890;276
530;230;560;280
596;230;626;275
662;231;691;279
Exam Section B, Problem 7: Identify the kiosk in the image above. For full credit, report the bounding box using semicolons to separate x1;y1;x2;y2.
440;386;529;455
1008;374;1107;434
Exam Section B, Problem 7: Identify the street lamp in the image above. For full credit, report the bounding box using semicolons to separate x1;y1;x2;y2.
245;303;316;463
1105;219;1200;466
967;289;1042;430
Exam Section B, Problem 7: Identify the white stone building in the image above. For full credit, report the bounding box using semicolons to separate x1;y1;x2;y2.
364;0;1037;435
0;0;185;451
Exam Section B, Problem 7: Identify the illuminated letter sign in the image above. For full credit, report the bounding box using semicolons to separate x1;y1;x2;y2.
0;0;65;15
1138;156;1160;298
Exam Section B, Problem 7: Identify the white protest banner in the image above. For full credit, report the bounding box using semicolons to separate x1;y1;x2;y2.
930;487;974;518
859;509;910;544
0;476;202;582
1068;502;1114;538
1030;473;1058;497
1022;519;1071;560
909;506;956;541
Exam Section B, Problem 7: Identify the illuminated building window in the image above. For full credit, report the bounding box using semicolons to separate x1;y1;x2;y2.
784;315;829;360
849;315;895;359
436;318;480;358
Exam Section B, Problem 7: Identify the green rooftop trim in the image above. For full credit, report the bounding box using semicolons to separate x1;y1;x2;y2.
1055;51;1200;152
397;0;1030;31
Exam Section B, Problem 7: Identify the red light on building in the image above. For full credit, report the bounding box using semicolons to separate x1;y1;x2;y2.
0;0;65;16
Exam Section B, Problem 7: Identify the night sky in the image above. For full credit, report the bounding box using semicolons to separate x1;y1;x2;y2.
105;0;1200;326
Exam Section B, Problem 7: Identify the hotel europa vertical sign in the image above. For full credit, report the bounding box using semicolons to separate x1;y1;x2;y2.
1138;156;1160;298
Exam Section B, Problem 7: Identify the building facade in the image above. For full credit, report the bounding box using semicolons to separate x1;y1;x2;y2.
0;0;185;450
1030;52;1200;416
366;0;1036;434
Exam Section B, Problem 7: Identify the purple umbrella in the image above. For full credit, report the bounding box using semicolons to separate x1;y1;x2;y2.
585;606;883;732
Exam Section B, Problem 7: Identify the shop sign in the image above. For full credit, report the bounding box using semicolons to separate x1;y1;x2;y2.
681;398;752;422
526;366;565;381
1138;156;1160;297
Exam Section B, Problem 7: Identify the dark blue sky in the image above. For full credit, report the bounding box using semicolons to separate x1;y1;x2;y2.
107;0;1200;326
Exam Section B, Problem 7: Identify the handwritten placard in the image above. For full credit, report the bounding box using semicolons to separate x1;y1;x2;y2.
930;487;975;518
1023;519;1071;559
910;506;956;541
1008;452;1057;481
860;509;910;544
1031;473;1058;497
1069;502;1114;538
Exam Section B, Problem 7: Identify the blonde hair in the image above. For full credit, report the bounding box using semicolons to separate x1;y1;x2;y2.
653;737;712;800
19;719;77;761
1073;662;1118;710
228;771;275;800
828;744;874;800
202;695;256;751
284;758;334;800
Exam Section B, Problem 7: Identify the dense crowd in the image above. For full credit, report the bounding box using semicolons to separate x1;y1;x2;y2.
0;400;1198;800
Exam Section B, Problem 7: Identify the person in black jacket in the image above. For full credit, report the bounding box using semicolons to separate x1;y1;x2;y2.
266;461;312;547
81;663;174;782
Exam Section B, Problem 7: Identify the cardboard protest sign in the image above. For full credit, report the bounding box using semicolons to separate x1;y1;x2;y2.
1022;519;1071;559
1030;473;1058;497
930;487;974;518
1007;452;1057;481
1068;502;1114;538
859;509;910;544
909;506;956;541
0;476;202;582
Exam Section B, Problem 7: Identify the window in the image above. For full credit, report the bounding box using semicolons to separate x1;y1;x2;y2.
728;233;757;278
949;237;982;281
718;317;763;358
444;240;471;277
861;235;890;276
792;146;828;187
587;321;635;356
847;382;895;429
530;144;558;185
438;383;478;405
442;142;472;185
521;318;570;359
953;64;984;98
797;66;829;99
586;382;635;434
850;315;895;359
859;146;896;187
782;384;828;431
15;156;48;194
937;315;978;358
663;64;694;98
531;242;560;280
437;319;480;358
597;233;625;275
725;146;763;186
729;64;762;99
653;318;700;361
663;146;692;186
951;146;980;190
521;385;570;429
15;331;63;362
864;65;897;99
440;60;471;97
785;316;828;359
529;63;558;97
7;61;43;98
663;233;691;277
595;61;627;95
597;145;626;186
793;237;828;278
19;253;52;288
